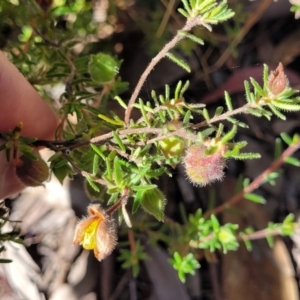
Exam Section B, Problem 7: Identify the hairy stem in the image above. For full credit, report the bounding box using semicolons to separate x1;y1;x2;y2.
189;227;282;249
239;227;281;241
204;139;300;218
124;17;204;125
192;103;254;129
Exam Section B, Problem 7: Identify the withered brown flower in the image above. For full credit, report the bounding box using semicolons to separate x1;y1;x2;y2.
72;205;117;261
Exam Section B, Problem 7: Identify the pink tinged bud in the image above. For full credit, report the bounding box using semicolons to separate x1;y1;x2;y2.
183;144;225;186
268;63;288;96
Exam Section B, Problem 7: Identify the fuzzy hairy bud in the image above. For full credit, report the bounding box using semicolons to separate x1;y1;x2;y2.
183;143;225;186
268;63;288;96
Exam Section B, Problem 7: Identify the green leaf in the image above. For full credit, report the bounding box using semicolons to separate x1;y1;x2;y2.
280;133;293;145
211;214;220;232
166;53;191;73
198;128;215;139
216;123;224;138
202;108;210;121
92;154;99;176
180;81;190;97
221;125;237;143
140;188;166;221
133;102;155;113
284;156;300;167
183;110;192;125
165;84;170;101
113;156;123;186
243;238;253;251
263;64;269;90
250;77;265;97
196;0;217;14
266;235;274;247
98;113;125;126
272;101;300;111
244;80;253;103
113;131;126;152
18;147;38;161
85;176;100;192
224;91;233;111
233;141;248;149
178;30;204;45
114;96;128;109
131;184;157;192
130;164;151;185
243;178;250;188
105;157;113;180
138;98;151;126
52;164;72;184
231;153;261;160
181;0;191;15
90;144;106;161
244;193;266;204
174;81;182;100
282;214;296;235
133;190;142;213
246;108;263;117
214;106;224;116
292;134;300;144
53;158;68;169
227;117;248;128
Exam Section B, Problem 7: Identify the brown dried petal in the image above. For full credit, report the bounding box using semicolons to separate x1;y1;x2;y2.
94;217;117;261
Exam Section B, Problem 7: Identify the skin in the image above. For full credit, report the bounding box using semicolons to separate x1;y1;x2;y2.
0;51;58;199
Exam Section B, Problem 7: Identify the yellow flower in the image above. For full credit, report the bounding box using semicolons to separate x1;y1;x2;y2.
72;205;117;261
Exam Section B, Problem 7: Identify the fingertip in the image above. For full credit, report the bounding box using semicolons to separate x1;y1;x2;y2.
0;51;58;139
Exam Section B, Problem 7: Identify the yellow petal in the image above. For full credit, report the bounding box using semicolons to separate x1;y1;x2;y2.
82;217;101;250
73;217;98;245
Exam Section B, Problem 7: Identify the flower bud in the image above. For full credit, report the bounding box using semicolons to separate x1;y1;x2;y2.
158;120;185;167
218;227;236;244
15;154;49;187
268;63;288;96
183;143;225;186
89;53;119;84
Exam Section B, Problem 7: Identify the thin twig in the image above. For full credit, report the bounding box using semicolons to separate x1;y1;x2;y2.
128;229;136;253
192;103;253;129
143;128;198;145
156;0;176;38
239;228;282;241
124;17;205;125
189;227;282;249
204;139;300;218
81;171;107;186
106;187;130;215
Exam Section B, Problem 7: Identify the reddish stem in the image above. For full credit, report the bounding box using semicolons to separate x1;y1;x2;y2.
204;139;300;218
